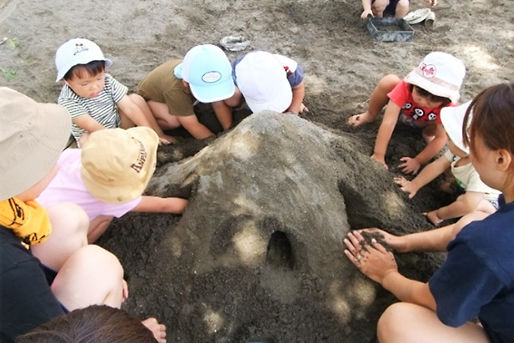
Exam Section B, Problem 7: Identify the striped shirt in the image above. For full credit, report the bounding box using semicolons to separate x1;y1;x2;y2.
58;74;128;141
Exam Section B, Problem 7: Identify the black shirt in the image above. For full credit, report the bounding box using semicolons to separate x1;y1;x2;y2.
0;226;64;341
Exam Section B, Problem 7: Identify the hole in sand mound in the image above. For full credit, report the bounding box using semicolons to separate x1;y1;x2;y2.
265;231;294;270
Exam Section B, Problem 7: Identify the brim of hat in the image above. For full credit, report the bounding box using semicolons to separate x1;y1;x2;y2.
1;103;71;200
189;78;235;103
440;101;471;154
56;58;112;82
173;63;184;79
82;127;158;204
404;71;460;103
245;88;293;114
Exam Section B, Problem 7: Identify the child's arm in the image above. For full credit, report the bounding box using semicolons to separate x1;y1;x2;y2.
117;95;172;144
177;115;215;139
73;115;106;133
287;81;308;115
211;101;233;130
372;101;401;168
132;196;188;214
411;123;447;169
394;154;451;198
425;191;487;225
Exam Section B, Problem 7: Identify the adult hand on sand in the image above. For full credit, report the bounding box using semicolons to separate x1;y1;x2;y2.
399;156;420;175
142;317;167;343
344;231;398;284
393;176;418;198
356;228;409;253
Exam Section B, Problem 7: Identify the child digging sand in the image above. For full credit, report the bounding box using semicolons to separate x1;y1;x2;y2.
394;101;500;225
55;38;174;146
136;44;235;139
344;82;514;343
348;52;466;175
37;127;187;244
225;50;308;115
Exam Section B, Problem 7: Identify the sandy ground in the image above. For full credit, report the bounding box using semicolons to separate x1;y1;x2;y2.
1;0;513;341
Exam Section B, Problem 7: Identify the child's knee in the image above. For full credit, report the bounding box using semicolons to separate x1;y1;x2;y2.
378;74;402;92
127;93;145;106
396;0;410;11
372;0;390;12
79;245;124;278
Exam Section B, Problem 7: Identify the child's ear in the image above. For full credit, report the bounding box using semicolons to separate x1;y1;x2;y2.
182;80;189;88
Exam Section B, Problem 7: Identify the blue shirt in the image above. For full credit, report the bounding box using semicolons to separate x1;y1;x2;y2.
430;195;514;343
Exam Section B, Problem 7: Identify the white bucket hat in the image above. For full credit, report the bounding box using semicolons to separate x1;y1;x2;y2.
55;38;112;81
81;127;158;204
235;51;293;113
174;44;235;103
404;52;465;103
0;87;71;200
440;101;472;154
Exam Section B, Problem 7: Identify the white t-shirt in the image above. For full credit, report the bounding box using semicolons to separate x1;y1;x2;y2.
37;149;141;220
444;150;501;201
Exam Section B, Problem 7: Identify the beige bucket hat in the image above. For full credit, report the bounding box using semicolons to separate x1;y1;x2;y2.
80;127;158;204
0;87;71;201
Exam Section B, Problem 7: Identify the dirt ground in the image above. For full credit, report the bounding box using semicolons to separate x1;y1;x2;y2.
1;0;513;341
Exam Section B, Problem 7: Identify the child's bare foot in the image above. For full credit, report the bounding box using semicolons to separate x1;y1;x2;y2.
423;211;443;226
347;112;373;127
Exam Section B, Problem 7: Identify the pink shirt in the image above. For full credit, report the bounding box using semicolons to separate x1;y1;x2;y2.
388;80;453;125
37;149;141;220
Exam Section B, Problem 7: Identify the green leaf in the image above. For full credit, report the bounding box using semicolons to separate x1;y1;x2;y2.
7;38;18;49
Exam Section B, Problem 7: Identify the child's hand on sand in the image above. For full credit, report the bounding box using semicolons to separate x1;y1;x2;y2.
158;134;176;145
289;103;309;115
424;0;438;7
371;154;388;169
343;231;398;284
347;112;373;127
393;176;418;198
424;210;443;226
399;156;420;175
360;9;373;20
299;103;309;114
142;317;167;343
